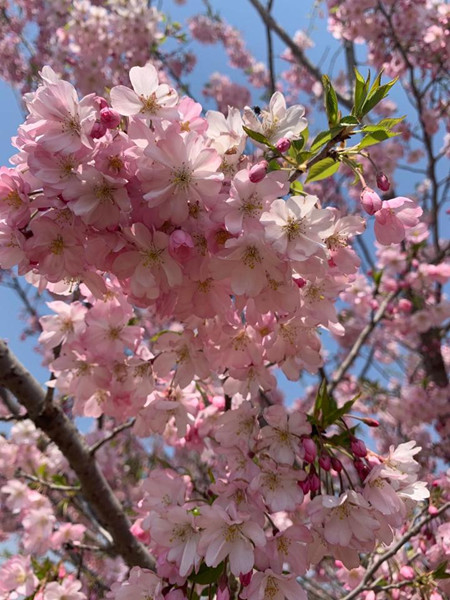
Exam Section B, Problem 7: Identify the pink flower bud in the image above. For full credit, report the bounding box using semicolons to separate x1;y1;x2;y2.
217;587;230;600
302;437;317;463
354;458;369;480
239;572;252;587
309;471;320;493
319;453;331;471
94;95;108;110
376;171;390;192
168;230;194;262
399;566;415;581
276;137;291;153
360;187;382;215
350;437;367;458
90;121;107;139
361;417;379;428
331;457;343;472
249;160;268;183
100;107;121;129
398;298;413;313
299;478;311;494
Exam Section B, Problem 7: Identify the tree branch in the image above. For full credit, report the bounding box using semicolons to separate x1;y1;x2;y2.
342;501;450;600
0;339;155;571
248;0;352;109
328;290;398;394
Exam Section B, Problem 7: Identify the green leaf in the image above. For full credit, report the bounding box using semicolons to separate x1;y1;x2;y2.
367;70;383;99
310;126;343;153
353;68;370;117
322;75;339;127
340;115;360;126
305;157;339;183
361;78;398;116
268;159;281;171
242;126;272;147
191;563;224;585
290;180;303;195
323;398;358;428
295;151;313;166
372;269;384;287
313;379;328;420
358;129;398;149
432;561;450;580
378;116;405;130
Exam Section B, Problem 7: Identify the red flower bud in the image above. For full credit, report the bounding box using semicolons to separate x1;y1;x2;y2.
376;171;390;192
319;453;331;471
350;437;367;458
331;457;343;472
100;107;121;129
302;437;317;463
90;121;107;139
239;572;252;587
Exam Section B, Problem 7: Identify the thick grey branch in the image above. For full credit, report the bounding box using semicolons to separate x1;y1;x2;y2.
0;339;155;571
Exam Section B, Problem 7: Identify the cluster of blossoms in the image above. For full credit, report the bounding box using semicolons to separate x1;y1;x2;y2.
327;0;449;79
0;0;188;95
0;58;444;599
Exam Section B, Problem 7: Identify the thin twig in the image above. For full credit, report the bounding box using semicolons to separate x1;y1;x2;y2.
328;290;398;394
342;502;450;600
247;0;352;109
89;418;136;455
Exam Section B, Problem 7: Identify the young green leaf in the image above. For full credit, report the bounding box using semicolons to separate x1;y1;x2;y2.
242;126;272;147
305;157;340;182
322;75;339;127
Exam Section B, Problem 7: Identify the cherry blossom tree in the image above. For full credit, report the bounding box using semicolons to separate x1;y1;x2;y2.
0;1;448;599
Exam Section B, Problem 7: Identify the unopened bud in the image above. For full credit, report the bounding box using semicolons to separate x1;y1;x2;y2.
354;458;370;480
350;437;367;458
398;298;413;313
399;566;415;581
309;471;320;493
239;572;252;587
376;171;390;192
361;417;379;428
90;121;107;139
331;457;343;472
100;107;121;129
360;186;382;215
319;453;331;471
302;437;317;463
249;160;268;183
94;95;108;110
299;478;311;494
276;137;291;153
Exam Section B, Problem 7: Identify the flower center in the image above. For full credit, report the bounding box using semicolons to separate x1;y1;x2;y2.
50;235;65;255
282;216;305;241
242;245;262;268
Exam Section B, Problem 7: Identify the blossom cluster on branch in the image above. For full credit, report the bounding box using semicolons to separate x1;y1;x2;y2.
0;0;448;599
